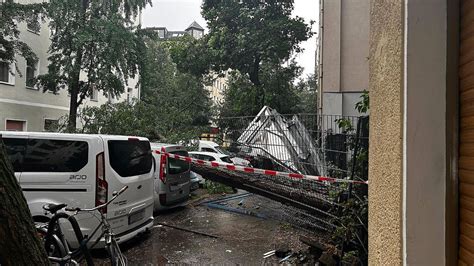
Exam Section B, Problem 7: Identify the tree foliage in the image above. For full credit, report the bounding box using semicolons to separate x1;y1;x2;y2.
37;0;151;131
219;61;303;117
202;0;312;85
77;38;212;143
0;0;45;66
294;74;318;114
171;0;313;108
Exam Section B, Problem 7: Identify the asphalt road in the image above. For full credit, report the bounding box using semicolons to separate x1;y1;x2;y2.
92;189;326;265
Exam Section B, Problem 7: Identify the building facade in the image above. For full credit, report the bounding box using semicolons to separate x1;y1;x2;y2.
146;21;204;40
147;21;228;109
0;3;140;132
368;0;466;264
319;0;370;117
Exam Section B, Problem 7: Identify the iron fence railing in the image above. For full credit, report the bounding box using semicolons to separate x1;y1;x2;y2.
213;111;368;185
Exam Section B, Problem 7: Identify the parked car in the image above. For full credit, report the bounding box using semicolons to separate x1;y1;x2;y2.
151;143;191;212
198;140;251;166
188;151;234;165
1;132;155;248
190;171;204;191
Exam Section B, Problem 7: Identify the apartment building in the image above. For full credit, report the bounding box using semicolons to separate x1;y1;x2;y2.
0;6;140;132
147;21;228;108
318;0;369;117
148;21;204;40
368;0;474;264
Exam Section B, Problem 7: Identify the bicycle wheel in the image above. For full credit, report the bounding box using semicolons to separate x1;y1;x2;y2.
35;222;67;258
106;238;127;266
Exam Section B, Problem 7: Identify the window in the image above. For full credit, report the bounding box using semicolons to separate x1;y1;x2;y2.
0;62;10;83
108;140;152;177
127;87;133;103
26;15;41;34
26;59;38;89
158;29;165;38
215;146;232;156
220;156;233;164
193;30;203;39
91;88;98;101
6;120;26;131
201;155;215;162
44;119;59;132
3;138;27;172
168;150;190;175
189;153;200;159
202;148;215;153
22;139;89;172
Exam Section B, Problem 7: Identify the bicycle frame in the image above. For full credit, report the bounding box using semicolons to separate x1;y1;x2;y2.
40;186;129;266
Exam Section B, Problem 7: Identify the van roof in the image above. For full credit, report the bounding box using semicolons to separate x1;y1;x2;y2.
0;131;149;141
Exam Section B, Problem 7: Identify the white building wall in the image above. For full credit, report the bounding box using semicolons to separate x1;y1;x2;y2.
0;2;140;132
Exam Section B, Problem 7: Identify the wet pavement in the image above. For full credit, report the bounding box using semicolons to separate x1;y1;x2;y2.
93;189;328;265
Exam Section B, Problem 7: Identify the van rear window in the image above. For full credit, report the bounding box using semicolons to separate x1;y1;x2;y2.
3;138;89;172
108;140;152;177
168;150;190;175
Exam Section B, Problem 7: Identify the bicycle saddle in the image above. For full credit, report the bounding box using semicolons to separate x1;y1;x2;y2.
43;203;67;213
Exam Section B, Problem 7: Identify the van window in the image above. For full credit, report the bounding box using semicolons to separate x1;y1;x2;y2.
3;138;27;172
23;139;88;172
201;147;215;153
108;140;152;177
168;150;190;175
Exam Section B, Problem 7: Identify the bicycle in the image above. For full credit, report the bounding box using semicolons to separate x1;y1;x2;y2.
36;185;129;266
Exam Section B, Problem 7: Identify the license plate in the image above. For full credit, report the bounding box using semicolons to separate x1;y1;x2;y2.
128;209;145;225
170;184;181;192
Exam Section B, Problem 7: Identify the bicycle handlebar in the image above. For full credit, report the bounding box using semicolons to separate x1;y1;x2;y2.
65;185;128;212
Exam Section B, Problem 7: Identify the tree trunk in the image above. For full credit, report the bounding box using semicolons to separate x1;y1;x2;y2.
67;87;79;132
249;55;265;108
0;137;49;265
67;47;84;133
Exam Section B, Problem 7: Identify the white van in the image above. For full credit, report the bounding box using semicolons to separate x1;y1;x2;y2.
1;132;154;247
151;143;190;212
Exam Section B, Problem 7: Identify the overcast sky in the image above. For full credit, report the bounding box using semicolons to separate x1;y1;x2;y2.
141;0;318;79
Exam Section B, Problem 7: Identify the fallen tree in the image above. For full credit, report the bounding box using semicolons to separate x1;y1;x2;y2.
191;164;339;222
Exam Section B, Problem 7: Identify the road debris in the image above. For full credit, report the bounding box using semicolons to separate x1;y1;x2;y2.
154;222;219;239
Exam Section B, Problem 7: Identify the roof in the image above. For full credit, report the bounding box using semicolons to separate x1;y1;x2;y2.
199;140;219;146
186;21;204;31
0;131;149;141
189;151;229;158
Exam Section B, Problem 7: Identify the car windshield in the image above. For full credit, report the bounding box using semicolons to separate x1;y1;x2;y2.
168;150;190;174
220;156;233;164
214;146;232;156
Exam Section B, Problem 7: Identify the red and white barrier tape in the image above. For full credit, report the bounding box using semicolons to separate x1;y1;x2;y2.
154;150;369;185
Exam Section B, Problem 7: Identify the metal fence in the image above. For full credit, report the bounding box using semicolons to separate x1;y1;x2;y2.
199;109;369;261
212;108;369;187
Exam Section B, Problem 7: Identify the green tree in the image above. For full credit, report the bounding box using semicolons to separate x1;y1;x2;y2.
142;38;212;140
219;61;302;117
0;0;45;65
37;0;151;131
295;74;318;114
78;38;212;143
171;0;312;115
